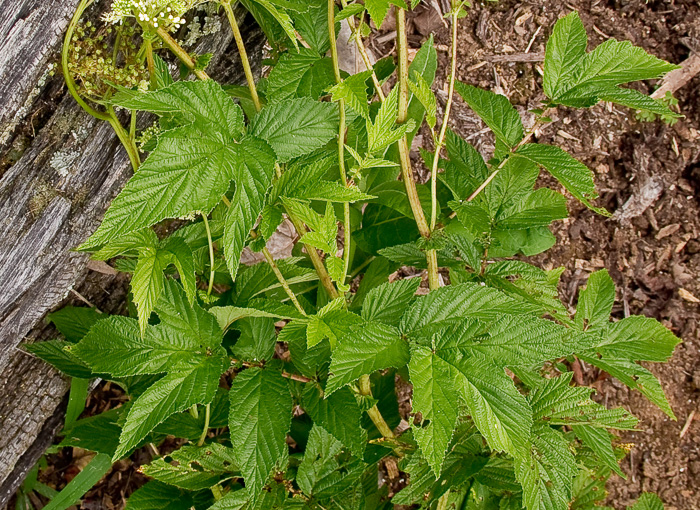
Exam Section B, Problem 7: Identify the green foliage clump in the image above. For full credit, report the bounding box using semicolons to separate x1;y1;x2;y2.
26;2;682;509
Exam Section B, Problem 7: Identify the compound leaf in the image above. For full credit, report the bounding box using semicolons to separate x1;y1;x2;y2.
81;81;248;250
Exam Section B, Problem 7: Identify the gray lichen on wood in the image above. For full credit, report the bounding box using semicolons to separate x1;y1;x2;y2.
0;0;263;504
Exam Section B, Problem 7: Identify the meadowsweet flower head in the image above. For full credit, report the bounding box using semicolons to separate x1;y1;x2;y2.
103;0;205;32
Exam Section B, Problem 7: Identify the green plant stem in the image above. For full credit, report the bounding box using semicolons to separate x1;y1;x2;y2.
359;375;394;439
62;0;108;122
156;27;209;81
425;7;460;291
261;246;307;316
197;403;211;446
285;209;340;300
328;0;352;287
202;213;216;297
63;0;140;171
221;0;262;112
430;10;459;230
144;37;156;87
395;7;438;289
339;0;385;101
189;405;199;420
107;108;141;170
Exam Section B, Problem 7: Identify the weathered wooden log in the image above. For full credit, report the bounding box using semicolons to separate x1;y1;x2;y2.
0;2;263;504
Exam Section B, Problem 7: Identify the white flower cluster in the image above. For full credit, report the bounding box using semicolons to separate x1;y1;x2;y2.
103;0;203;32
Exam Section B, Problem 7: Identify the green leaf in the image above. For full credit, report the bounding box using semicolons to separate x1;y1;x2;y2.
592;316;680;362
250;97;339;163
294;181;374;203
42;453;112;510
326;322;409;395
302;385;366;458
572;425;624;477
222;136;277;279
293;0;335;54
142;443;239;490
328;71;372;120
132;246;169;334
599;87;680;117
408;71;437;129
228;368;293;498
306;298;363;348
252;0;299;48
209;301;304;330
364;0;391;28
231;317;277;362
574;269;615;333
60;407;124;456
25;340;93;379
47;306;102;343
529;372;637;430
115;353;228;460
125;481;194;510
367;87;416;154
267;49;336;102
543;12;587;100
400;283;540;335
515;424;578;510
80;81;255;250
408;344;463;475
72;316;180;377
628;493;664;510
297;425;365;499
361;278;420;326
454;82;524;147
514;143;608;214
557;39;678;106
497;188;568;229
441;130;490;203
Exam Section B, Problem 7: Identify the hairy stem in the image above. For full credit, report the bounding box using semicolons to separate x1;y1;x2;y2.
221;0;262;112
359;375;394;439
261;246;307;316
395;7;437;287
156;27;209;81
285;209;340;300
196;403;210;447
328;0;352;287
202;213;216;297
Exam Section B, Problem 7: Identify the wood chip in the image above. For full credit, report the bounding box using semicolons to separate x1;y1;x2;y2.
679;288;700;304
656;223;681;239
680;410;696;438
87;259;118;276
